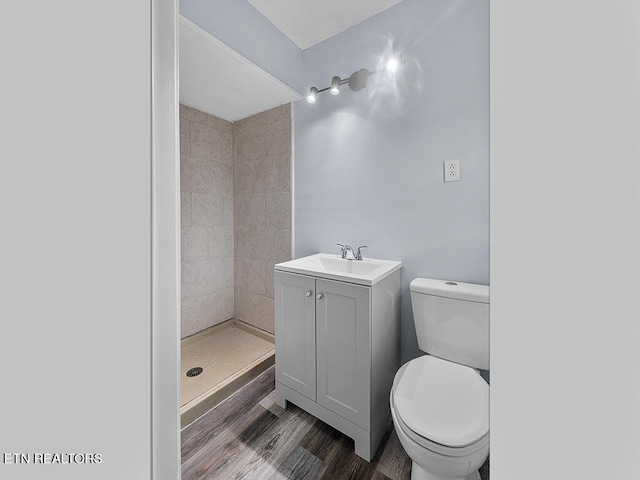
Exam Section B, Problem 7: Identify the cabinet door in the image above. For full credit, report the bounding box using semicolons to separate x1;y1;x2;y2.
315;278;371;427
275;271;317;400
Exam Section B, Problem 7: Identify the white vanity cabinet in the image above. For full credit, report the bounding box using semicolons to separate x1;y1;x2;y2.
274;254;401;461
274;271;317;400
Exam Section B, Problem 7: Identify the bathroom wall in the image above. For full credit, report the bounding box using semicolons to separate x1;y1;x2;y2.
491;1;640;477
1;0;164;477
180;104;235;338
294;0;489;362
233;104;292;334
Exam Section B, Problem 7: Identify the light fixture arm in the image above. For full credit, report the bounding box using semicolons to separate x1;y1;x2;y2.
314;78;352;94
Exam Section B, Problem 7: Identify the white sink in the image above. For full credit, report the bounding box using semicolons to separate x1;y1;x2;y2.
275;253;402;286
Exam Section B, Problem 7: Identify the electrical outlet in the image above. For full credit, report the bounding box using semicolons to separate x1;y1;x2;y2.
444;159;460;182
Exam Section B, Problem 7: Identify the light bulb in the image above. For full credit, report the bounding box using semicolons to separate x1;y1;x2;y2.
385;56;400;73
306;86;318;104
330;76;341;95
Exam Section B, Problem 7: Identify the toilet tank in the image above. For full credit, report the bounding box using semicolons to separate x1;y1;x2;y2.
410;278;489;370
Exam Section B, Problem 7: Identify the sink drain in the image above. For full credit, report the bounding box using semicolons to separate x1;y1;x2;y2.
186;367;203;377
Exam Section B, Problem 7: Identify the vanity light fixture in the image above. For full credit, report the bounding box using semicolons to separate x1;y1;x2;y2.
306;86;318;104
306;69;368;103
306;55;403;104
330;76;341;95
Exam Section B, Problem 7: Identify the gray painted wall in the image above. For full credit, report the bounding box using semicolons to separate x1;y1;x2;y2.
492;0;640;477
0;0;157;477
294;0;489;363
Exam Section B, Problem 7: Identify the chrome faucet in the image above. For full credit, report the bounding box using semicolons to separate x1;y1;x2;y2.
337;243;356;260
355;245;367;260
337;243;368;260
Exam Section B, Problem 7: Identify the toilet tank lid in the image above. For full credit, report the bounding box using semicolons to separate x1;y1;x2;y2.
410;278;489;303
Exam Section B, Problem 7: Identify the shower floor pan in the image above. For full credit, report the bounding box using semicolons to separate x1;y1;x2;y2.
180;319;275;428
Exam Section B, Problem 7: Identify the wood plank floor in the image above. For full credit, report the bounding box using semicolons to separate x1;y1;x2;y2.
182;366;489;480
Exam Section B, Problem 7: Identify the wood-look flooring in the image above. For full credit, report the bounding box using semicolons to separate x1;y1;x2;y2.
182;366;489;480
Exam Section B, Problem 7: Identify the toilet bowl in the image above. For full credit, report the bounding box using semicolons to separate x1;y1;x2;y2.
390;355;489;480
392;278;489;480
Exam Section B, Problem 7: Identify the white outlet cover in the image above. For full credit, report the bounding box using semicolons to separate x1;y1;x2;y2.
444;159;460;182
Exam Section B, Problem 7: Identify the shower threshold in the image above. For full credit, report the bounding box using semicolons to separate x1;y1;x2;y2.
180;319;275;428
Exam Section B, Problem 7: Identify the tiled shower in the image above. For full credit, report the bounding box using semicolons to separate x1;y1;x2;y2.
233;106;292;334
180;103;291;338
179;102;292;424
180;105;235;339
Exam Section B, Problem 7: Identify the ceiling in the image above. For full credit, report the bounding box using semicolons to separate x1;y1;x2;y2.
180;0;403;122
179;16;301;123
246;0;403;50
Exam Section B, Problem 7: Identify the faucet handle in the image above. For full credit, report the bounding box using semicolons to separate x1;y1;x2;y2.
336;243;347;258
356;245;368;260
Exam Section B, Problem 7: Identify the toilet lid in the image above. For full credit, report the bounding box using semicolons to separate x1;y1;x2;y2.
392;355;489;448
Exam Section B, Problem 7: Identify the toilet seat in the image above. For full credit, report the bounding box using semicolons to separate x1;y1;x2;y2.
392;355;489;449
392;394;489;457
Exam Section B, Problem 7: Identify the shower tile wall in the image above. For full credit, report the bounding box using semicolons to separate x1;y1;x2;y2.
233;104;292;334
180;105;234;339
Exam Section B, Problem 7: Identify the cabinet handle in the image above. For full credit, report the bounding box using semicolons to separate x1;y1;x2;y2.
306;290;313;297
316;293;324;300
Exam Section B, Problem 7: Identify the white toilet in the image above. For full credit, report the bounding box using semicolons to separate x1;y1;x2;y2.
390;278;489;480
